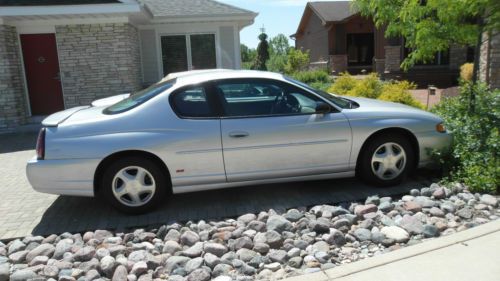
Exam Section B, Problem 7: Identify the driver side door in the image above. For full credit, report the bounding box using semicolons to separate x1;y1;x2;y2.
214;78;352;182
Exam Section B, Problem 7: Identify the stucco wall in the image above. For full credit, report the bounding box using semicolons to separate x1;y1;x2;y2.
56;23;142;108
295;12;329;62
0;25;27;129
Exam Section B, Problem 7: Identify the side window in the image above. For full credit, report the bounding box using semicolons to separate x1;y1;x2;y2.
216;79;322;117
170;86;213;118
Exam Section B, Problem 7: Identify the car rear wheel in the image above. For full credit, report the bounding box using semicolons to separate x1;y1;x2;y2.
358;135;415;186
101;156;167;214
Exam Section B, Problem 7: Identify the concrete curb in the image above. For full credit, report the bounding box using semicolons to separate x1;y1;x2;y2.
282;219;500;281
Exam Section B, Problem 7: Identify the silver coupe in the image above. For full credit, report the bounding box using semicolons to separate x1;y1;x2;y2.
26;70;451;213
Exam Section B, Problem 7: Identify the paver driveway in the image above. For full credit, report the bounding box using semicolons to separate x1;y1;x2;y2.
0;132;437;240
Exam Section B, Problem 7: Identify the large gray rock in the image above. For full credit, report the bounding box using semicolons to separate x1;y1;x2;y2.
8;240;26;255
284;209;303;222
131;261;148;276
203;243;227;257
183;242;204;258
354;204;378;216
165;256;191;273
268;250;287;263
309;218;330;233
288;257;303;268
180;231;200;246
237;214;257;224
423;225;440;238
26;243;55;262
203;253;220;268
232;236;253;251
8;250;28;263
0;263;9;281
100;255;117;277
264;231;283;249
236;248;257;262
165;229;181;242
43;265;59;279
112;265;128;281
163;241;182;255
380;226;409;243
325;229;346;246
53;239;73;259
353;228;371;242
457;207;473;219
186;268;210;281
212;264;233;277
399;215;424;235
73;246;95;262
266;216;293;233
480;194;498;207
185;257;203;273
10;269;37;281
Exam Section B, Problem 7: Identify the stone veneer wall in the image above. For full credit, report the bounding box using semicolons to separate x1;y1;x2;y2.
55;23;142;107
329;55;347;74
479;32;500;89
0;25;27;129
384;46;401;73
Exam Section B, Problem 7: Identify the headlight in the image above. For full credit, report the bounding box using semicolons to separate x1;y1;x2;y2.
436;123;446;133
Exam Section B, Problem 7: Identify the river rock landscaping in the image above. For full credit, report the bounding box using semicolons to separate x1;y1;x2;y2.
0;183;498;281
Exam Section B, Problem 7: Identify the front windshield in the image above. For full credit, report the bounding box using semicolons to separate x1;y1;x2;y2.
284;76;352;109
104;79;176;114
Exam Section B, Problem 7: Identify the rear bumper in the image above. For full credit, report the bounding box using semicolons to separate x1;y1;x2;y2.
417;131;453;168
26;156;100;197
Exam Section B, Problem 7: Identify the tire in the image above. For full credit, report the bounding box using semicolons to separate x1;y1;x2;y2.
100;156;168;214
357;134;415;186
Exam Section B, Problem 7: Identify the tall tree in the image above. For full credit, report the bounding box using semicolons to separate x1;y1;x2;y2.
269;34;291;56
354;0;500;110
252;33;270;71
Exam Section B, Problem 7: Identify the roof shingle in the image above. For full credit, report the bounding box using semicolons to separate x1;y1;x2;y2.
309;1;357;23
140;0;256;18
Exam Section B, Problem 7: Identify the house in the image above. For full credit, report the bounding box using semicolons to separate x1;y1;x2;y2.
0;0;257;129
291;1;473;87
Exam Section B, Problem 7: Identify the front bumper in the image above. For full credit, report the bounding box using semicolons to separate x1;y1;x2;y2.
26;156;100;197
417;131;453;168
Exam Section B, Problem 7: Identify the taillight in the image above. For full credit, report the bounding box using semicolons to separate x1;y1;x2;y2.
36;128;46;160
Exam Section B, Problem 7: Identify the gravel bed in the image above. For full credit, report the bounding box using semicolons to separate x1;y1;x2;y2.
0;183;499;281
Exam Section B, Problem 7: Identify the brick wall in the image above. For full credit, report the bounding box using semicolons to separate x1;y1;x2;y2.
55;23;142;107
479;32;500;89
384;45;401;72
449;44;467;70
0;25;27;129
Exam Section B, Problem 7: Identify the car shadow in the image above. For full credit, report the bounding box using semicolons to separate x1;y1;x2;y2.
31;172;438;236
0;132;38;153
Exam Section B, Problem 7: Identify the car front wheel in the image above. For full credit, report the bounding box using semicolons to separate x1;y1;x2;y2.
101;156;167;214
358;135;415;186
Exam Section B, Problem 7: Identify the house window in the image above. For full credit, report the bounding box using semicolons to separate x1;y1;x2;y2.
161;34;217;76
403;47;450;66
346;33;374;66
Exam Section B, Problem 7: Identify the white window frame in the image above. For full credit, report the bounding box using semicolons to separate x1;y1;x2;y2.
157;32;220;76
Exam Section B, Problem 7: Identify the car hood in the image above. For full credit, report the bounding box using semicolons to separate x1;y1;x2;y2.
342;96;441;119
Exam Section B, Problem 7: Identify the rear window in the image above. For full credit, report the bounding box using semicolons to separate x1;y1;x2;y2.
103;79;176;114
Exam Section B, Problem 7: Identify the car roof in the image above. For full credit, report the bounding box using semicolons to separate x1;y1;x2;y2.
160;69;286;86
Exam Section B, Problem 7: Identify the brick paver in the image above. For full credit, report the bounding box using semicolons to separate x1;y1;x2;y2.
0;132;437;240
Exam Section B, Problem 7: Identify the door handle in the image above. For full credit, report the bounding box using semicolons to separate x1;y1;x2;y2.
229;131;249;138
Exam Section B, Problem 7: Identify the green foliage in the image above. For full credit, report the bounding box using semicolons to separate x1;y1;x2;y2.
251;33;270;71
240;44;256;64
432;83;500;193
353;0;500;70
284;48;310;74
265;34;292;73
290;69;331;85
327;73;423;108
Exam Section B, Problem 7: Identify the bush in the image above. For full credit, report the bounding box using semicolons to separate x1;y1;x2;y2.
284;48;310;74
290;69;331;85
460;63;474;81
379;81;423;109
327;73;423;108
432;83;500;193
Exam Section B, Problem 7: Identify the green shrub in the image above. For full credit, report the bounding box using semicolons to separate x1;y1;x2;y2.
379;81;423;109
328;73;423;108
290;69;331;85
432;83;500;193
284;48;310;74
328;72;357;95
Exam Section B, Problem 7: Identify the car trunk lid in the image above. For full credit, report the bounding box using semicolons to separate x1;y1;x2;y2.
42;106;90;127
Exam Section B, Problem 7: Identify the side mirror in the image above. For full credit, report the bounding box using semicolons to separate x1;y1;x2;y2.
315;101;331;114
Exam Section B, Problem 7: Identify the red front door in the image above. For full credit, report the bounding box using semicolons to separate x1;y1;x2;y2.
20;34;64;115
